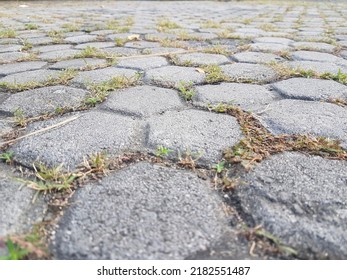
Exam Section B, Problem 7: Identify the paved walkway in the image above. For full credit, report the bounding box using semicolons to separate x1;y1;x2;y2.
0;1;346;260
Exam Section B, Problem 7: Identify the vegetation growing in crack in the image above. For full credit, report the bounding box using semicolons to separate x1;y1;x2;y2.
84;73;141;106
177;81;195;101
203;64;228;83
74;46;118;64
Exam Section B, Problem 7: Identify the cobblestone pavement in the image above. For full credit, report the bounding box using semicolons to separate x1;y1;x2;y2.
0;1;346;260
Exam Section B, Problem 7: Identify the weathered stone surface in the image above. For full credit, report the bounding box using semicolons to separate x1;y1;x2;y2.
124;41;161;49
221;63;278;83
0;70;59;85
101;85;185;117
257;99;347;148
291;51;346;66
193;83;279;112
253;37;294;45
32;44;72;53
71;67;138;86
74;42;115;49
0;86;89;117
145;66;205;87
146;109;243;165
174;52;230;66
103;47;139;56
291;42;337;53
232;51;284;64
272;78;347;101
0;52;30;63
11;111;142;170
237;152;347;259
117;56;168;70
49;58;107;70
0;163;48;236
52;162;227;259
250;43;292;52
38;49;80;61
0;44;22;53
286;61;344;75
64;35;98;44
0;61;47;77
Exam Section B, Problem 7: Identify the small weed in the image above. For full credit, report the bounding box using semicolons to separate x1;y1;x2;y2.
203;64;228;84
0;239;29;260
25;23;39;30
0;29;17;38
202;45;229;56
177;148;204;171
157;18;181;32
81;152;108;176
213;161;225;173
85;74;140;106
177;81;195;101
106;19;130;33
14;109;27;127
159;39;186;49
0;151;14;164
321;69;347;84
20;40;33;51
61;23;81;32
259;23;278;32
202;20;221;29
155;146;173;158
74;46;117;64
241;18;252;25
114;38;127;47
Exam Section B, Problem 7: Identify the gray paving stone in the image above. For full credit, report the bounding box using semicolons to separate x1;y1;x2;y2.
101;85;185;118
145;66;205;88
272;78;347;101
0;52;30;63
0;163;48;237
250;43;292;53
253;37;294;45
49;58;107;70
26;37;54;46
257;99;347;148
193;83;279;112
124;41;161;49
146;109;243;165
220;63;278;83
71;67;138;86
232;51;284;64
0;86;89;117
103;47;139;56
286;61;345;75
291;51;346;65
145;33;177;41
0;44;22;53
237;152;347;259
0;61;47;77
0;70;59;85
174;52;230;66
142;47;186;55
291;42;337;53
11;110;142;170
38;49;80;61
32;44;72;53
64;35;98;44
52;162;227;260
74;42;115;49
117;56;168;71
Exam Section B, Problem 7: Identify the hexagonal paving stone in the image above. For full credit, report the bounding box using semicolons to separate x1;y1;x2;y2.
52;162;227;259
174;52;230;66
64;35;98;44
38;49;80;61
11;110;142;170
291;51;346;66
291;42;337;53
0;44;22;53
124;41;161;49
74;42;115;49
117;56;169;71
257;99;347;148
100;85;185;117
220;63;279;83
0;52;31;63
49;58;107;70
145;66;205;88
237;152;347;258
0;86;89;117
0;61;47;77
0;70;59;85
146;109;243;165
193;83;279;112
71;67;138;86
253;37;294;45
250;43;292;52
0;163;48;237
231;51;284;64
286;61;344;75
32;44;72;53
272;78;347;101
